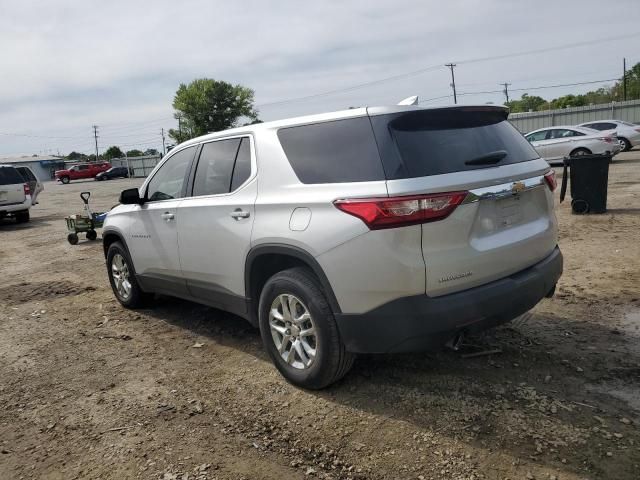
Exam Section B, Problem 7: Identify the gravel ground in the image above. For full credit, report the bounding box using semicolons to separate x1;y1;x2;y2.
1;152;639;480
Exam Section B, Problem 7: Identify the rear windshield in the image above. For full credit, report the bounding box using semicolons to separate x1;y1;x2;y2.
278;117;385;184
0;166;25;185
369;108;539;179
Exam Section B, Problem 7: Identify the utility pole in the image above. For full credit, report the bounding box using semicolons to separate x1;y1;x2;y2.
623;57;627;101
92;125;99;162
501;83;511;103
445;63;457;104
161;128;166;156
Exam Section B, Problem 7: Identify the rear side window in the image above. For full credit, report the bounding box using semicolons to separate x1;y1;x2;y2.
278;117;385;184
17;167;36;181
192;138;241;196
0;166;24;185
370;109;539;179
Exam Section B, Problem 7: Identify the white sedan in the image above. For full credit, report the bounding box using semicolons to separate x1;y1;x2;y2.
578;120;640;152
524;126;620;164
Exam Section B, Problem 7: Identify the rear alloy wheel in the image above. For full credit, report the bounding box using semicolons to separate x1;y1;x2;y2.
570;148;591;157
259;267;355;389
61;176;70;184
618;137;632;152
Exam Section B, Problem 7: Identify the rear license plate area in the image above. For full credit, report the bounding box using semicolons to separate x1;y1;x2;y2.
496;195;522;228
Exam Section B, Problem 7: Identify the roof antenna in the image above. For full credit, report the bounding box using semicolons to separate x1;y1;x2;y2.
397;95;419;106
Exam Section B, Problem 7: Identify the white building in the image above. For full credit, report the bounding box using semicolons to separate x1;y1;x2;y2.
0;155;65;181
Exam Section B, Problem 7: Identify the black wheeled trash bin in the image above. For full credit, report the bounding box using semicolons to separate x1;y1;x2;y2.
559;153;611;214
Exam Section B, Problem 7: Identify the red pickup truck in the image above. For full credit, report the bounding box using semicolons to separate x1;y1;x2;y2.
55;162;111;184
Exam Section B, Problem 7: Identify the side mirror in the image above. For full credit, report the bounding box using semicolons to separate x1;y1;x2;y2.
119;187;144;205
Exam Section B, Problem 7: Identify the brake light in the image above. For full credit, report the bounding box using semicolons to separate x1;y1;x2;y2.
635;128;640;133
599;136;613;143
544;170;557;192
334;192;468;230
23;183;30;196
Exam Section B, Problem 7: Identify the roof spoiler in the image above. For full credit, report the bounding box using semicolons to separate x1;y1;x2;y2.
397;95;419;106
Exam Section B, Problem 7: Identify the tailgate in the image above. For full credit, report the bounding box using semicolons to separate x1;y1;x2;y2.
0;167;26;206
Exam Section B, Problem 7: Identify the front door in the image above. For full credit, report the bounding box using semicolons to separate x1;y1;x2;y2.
177;136;257;315
127;145;197;296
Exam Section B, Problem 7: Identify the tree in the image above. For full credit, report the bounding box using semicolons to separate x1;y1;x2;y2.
104;146;124;159
126;149;144;157
506;94;547;113
168;78;259;143
144;148;159;156
67;151;87;160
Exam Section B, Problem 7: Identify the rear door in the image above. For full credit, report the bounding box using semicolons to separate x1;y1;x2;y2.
369;107;558;297
544;129;577;161
177;136;257;313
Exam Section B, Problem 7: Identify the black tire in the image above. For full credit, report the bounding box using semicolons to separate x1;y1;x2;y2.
569;147;591;157
67;233;79;245
61;176;70;184
15;210;30;224
106;241;150;308
86;229;97;241
258;267;355;389
619;137;632;152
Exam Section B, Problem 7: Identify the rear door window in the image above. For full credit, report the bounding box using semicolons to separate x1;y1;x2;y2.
526;130;549;142
277;117;385;184
0;166;24;185
370;108;539;179
192;138;241;196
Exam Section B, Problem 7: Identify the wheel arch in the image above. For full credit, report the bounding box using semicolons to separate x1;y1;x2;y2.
245;244;341;327
102;229;131;259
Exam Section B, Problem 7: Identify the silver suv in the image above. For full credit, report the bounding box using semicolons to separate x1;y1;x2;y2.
103;105;563;389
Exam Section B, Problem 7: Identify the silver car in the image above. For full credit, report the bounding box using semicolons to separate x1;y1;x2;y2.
578;119;640;152
103;105;562;388
524;126;620;164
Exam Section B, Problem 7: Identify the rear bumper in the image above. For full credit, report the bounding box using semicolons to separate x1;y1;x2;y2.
0;199;31;215
335;247;563;353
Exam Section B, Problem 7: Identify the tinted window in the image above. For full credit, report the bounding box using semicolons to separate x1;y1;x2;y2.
278;117;385;184
146;146;195;201
370;109;539;179
193;139;241;196
600;122;617;130
231;138;251;191
0;166;24;185
17;167;36;181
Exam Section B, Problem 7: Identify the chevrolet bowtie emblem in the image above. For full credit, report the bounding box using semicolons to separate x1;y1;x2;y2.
511;181;526;193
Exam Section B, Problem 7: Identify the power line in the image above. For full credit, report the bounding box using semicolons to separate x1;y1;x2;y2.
256;32;640;109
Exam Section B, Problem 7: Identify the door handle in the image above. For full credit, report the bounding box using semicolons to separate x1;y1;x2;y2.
161;212;175;221
230;209;250;220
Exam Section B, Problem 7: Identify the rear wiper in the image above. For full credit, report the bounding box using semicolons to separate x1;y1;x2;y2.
465;150;508;166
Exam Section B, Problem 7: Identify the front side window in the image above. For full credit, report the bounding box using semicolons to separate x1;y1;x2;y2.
550;129;576;139
146;146;195;201
192;139;241;196
526;130;548;142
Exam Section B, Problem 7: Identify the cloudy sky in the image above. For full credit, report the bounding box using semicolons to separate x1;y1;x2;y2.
1;0;639;157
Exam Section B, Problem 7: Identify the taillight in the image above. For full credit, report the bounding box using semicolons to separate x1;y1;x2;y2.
599;136;613;143
23;183;30;196
334;192;467;230
634;128;640;133
544;170;557;192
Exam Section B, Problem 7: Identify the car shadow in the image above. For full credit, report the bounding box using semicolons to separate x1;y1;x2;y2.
0;214;55;229
141;296;640;479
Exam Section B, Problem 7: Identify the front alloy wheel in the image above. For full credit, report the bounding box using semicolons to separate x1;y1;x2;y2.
111;253;132;301
269;294;317;369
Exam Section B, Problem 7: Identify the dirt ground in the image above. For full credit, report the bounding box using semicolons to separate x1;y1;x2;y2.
1;152;639;480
